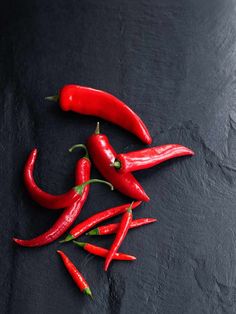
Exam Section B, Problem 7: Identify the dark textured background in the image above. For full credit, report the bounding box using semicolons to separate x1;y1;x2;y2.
1;0;236;313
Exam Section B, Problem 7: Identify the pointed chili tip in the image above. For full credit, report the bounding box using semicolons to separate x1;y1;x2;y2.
45;95;59;102
104;264;109;272
12;237;22;245
57;250;63;254
83;287;93;298
149;218;158;223
86;228;99;236
59;234;75;243
73;241;86;248
94;122;100;134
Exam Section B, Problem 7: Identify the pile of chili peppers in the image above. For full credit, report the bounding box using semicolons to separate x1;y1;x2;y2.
14;85;194;298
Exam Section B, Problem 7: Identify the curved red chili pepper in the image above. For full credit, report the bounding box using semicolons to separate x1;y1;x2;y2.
24;148;112;209
104;202;133;271
73;241;136;261
61;201;141;242
46;85;152;144
13;148;91;247
87;218;157;236
112;144;194;173
84;122;149;201
57;250;92;297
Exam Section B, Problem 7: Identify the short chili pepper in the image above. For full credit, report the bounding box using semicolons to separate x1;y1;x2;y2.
87;217;157;236
24;148;111;209
13;146;91;247
104;202;133;271
57;250;92;297
112;144;194;173
46;85;152;144
73;241;136;261
61;201;141;242
82;122;149;201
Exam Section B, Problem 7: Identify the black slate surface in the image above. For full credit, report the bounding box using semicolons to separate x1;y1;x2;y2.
1;1;236;313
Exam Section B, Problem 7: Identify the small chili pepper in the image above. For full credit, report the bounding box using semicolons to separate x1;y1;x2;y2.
112;144;194;173
87;217;157;236
13;146;91;247
73;241;136;261
57;250;92;297
24;148;113;209
82;122;149;201
104;202;133;271
46;85;152;144
60;201;141;242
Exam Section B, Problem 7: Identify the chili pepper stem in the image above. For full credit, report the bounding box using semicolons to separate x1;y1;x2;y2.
95;122;100;134
59;234;75;243
73;241;86;248
86;228;99;236
110;160;121;169
45;95;59;102
83;287;93;298
74;179;114;195
127;201;134;212
69;144;89;159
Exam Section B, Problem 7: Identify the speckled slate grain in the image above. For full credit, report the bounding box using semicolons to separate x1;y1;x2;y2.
1;0;236;313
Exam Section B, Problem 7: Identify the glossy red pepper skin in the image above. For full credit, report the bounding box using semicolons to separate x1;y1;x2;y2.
114;144;194;173
86;128;149;201
57;250;92;297
24;149;88;209
61;201;141;242
13;157;91;247
104;205;133;271
57;85;152;144
73;241;136;261
87;218;157;236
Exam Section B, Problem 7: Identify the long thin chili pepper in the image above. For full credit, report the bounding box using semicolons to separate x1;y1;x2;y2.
73;241;136;261
81;122;149;201
24;149;112;209
57;250;92;297
60;201;141;242
13;146;91;247
112;144;194;173
104;202;133;271
46;85;152;144
87;218;157;236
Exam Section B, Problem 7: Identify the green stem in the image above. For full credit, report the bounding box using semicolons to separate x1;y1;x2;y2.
127;201;134;213
83;287;93;298
73;241;86;248
69;144;89;159
45;95;59;102
86;228;99;236
110;160;121;169
59;234;75;243
74;179;114;195
95;122;100;134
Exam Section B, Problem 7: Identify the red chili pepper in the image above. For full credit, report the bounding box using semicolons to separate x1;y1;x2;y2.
112;144;194;173
24;148;113;209
57;250;92;297
87;217;157;236
61;201;141;242
83;122;149;201
73;241;136;261
104;202;133;271
46;85;152;144
13;146;91;247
